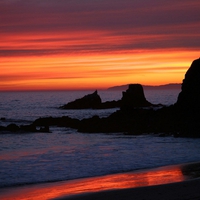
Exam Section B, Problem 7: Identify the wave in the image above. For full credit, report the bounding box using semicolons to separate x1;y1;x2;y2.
0;164;156;189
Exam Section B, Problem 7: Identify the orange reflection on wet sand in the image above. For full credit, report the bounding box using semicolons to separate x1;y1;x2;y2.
0;165;186;200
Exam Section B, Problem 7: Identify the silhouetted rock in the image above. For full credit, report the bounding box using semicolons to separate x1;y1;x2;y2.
60;86;157;110
121;84;153;110
60;90;122;109
33;116;80;129
176;58;200;109
175;58;200;137
6;124;20;132
20;124;37;132
0;123;50;134
0;126;6;131
60;90;102;109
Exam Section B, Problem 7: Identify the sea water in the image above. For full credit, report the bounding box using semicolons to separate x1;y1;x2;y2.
1;89;200;188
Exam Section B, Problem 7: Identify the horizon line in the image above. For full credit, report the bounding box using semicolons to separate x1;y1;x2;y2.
0;83;182;92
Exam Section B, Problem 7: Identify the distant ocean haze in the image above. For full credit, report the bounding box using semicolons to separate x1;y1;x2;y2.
107;83;181;90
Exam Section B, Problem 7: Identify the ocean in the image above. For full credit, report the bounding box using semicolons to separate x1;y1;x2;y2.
1;89;200;188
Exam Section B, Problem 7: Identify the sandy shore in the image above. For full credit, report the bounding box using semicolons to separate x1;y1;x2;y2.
59;178;200;200
0;162;200;200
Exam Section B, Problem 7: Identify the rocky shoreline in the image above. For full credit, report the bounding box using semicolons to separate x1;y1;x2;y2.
1;58;200;138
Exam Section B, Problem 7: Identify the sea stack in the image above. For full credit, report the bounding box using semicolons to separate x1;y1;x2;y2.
60;90;102;109
120;84;152;110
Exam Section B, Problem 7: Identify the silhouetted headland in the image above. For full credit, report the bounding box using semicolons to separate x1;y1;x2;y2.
1;58;200;137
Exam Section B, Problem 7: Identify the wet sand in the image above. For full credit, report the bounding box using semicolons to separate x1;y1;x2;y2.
60;178;200;200
0;162;200;200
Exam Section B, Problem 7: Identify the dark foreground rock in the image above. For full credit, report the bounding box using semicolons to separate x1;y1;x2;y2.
33;116;80;129
0;123;50;133
176;58;200;109
174;58;200;137
77;106;179;134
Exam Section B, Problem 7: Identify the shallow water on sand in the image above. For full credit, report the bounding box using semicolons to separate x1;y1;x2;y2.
0;163;198;200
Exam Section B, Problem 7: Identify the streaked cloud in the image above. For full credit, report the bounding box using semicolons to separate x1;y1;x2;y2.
0;0;200;90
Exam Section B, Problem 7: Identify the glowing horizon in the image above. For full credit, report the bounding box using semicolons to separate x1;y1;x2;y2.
0;0;200;91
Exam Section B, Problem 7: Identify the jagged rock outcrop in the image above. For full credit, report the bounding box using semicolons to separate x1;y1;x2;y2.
175;58;200;137
120;84;153;110
176;58;200;109
60;90;102;109
60;90;122;109
76;59;200;137
60;85;157;110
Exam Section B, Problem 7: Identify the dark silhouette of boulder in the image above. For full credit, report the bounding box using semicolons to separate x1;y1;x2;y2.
0;123;50;133
33;116;80;129
175;58;200;137
60;90;102;109
176;58;200;109
6;124;20;132
120;84;153;110
0;126;6;131
20;124;37;132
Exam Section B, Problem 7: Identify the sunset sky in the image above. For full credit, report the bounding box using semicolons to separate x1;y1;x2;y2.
0;0;200;91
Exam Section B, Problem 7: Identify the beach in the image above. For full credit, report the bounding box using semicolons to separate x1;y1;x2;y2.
1;162;200;200
1;90;200;200
60;178;200;200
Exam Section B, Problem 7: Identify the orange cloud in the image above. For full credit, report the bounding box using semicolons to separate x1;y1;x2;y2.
0;0;200;91
0;49;199;91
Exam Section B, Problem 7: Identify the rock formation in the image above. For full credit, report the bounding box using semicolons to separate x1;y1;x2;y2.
0;123;50;133
71;59;200;137
175;58;200;136
60;84;156;110
120;84;153;110
176;58;200;109
60;90;122;109
60;90;102;109
2;58;200;137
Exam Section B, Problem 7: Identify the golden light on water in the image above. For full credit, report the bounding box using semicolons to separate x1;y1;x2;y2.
0;165;186;200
